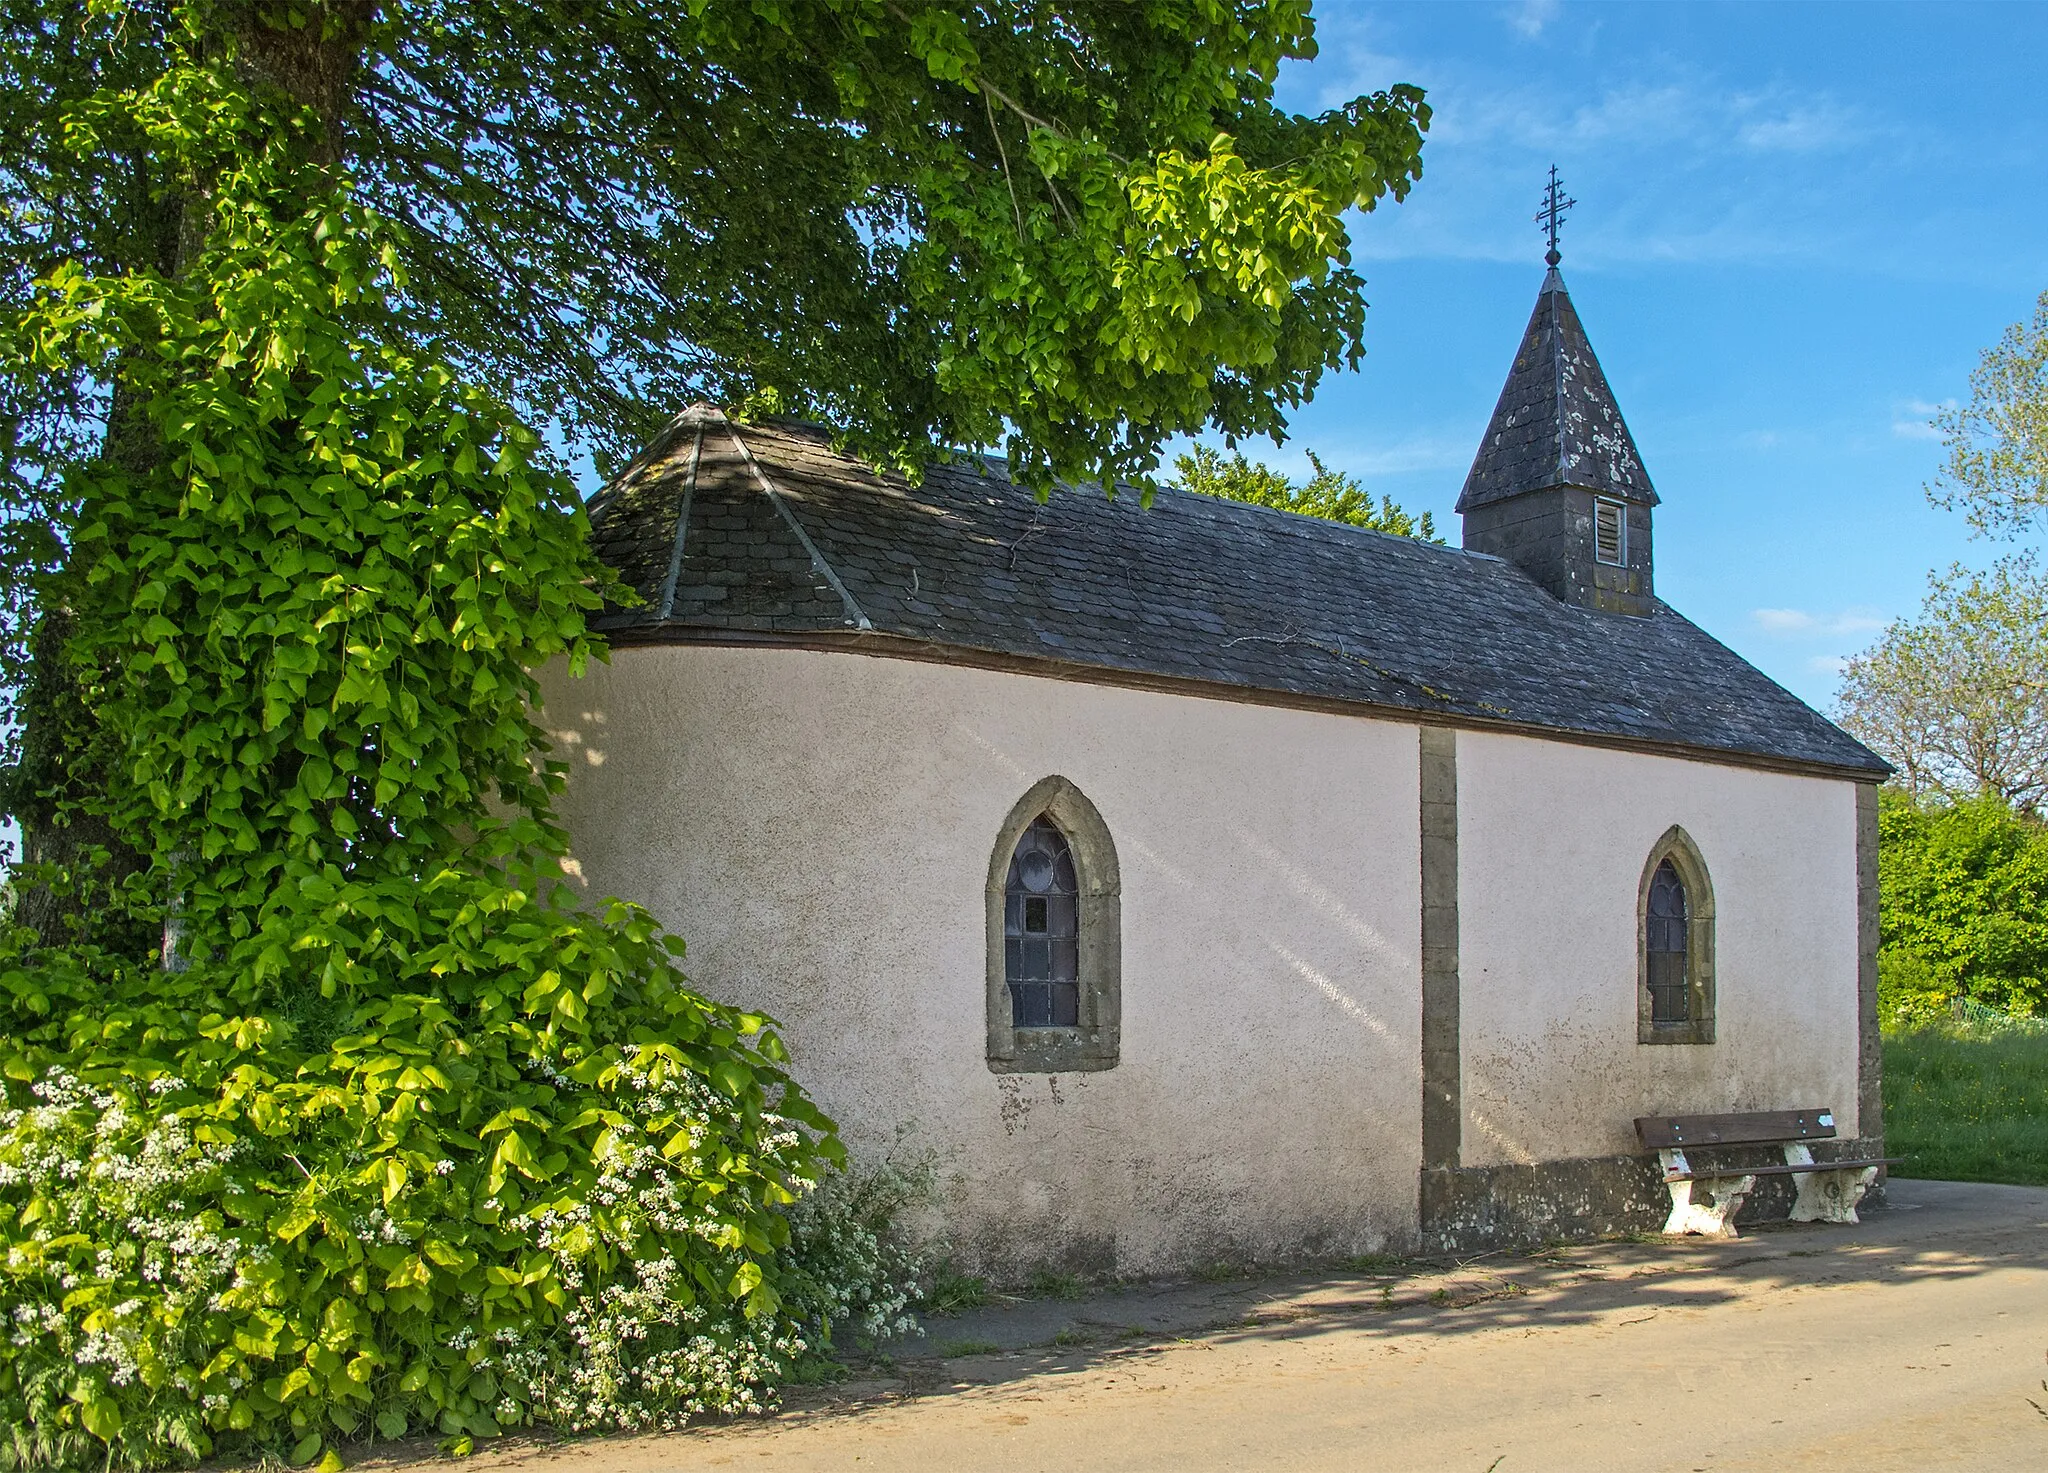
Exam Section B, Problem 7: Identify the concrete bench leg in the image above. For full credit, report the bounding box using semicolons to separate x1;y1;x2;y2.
1660;1173;1755;1237
1784;1143;1879;1224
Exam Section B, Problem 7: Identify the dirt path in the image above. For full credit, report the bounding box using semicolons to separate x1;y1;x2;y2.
401;1179;2048;1472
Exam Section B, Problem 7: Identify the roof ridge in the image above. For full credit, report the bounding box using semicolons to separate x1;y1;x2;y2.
667;411;1518;572
724;419;874;632
1548;274;1570;487
587;402;724;522
591;407;1886;778
1158;483;1514;562
653;423;705;621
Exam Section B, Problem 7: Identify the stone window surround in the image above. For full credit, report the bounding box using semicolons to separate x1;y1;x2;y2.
1637;824;1716;1045
986;775;1121;1073
1593;497;1627;566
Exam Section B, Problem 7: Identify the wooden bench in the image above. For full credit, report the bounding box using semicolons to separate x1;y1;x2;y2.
1633;1109;1900;1238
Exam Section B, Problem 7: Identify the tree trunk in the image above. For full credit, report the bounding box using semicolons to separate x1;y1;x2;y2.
228;0;378;159
7;166;183;951
8;3;376;952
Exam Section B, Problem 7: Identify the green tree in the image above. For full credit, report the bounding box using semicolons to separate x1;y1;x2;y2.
0;49;906;1467
1173;443;1440;540
2;0;1430;925
1877;789;2048;1021
1928;287;2048;537
1;0;1432;504
1834;557;2048;812
0;3;1431;1464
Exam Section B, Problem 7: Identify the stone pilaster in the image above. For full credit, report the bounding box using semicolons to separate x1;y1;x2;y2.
1420;727;1460;1173
1856;782;1884;1154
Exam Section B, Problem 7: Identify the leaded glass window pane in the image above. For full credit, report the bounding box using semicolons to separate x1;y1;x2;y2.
1646;859;1689;1025
1005;816;1080;1028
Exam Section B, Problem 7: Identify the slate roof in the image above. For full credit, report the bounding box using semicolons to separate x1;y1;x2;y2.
586;405;1887;779
1457;269;1658;513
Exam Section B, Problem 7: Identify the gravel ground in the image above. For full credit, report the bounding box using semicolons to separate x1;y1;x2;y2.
371;1178;2048;1472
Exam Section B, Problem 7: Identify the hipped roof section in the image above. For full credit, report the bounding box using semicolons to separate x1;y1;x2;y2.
585;405;1886;779
1457;269;1658;513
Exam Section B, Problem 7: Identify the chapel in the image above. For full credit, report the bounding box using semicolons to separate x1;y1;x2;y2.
541;261;1890;1271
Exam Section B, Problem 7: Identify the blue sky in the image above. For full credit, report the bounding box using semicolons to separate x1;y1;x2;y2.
1224;0;2048;706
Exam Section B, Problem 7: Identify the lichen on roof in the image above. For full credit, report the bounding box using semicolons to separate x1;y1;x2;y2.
1456;269;1658;514
588;407;1885;778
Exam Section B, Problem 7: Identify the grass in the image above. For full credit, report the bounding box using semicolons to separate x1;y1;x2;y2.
1883;1019;2048;1186
1343;1252;1406;1275
783;1352;852;1386
935;1339;1001;1358
920;1266;990;1316
1025;1269;1089;1300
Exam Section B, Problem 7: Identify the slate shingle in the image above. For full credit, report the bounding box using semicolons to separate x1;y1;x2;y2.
1457;269;1658;512
591;407;1888;778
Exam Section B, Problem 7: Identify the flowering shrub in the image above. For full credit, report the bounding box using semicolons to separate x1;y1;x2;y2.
0;1070;244;1469
0;966;918;1469
0;33;917;1471
775;1156;928;1351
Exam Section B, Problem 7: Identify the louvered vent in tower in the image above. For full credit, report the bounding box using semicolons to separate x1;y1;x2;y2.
1595;499;1625;566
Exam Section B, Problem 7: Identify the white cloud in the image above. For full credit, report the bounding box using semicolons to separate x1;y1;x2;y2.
1808;654;1850;677
1289;17;1413;110
1411;77;1870;159
1422;81;1697;152
1298;15;1902;273
1735;99;1866;154
1343;437;1474;478
1504;0;1561;40
1751;607;1888;638
1750;607;1810;632
1892;398;1954;440
1232;435;1472;482
1347;109;1854;269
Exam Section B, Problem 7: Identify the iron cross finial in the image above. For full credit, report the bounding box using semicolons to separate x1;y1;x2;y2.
1536;165;1576;267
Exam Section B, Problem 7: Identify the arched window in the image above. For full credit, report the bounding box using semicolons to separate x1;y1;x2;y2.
986;777;1120;1073
1638;828;1716;1045
1645;860;1689;1025
1005;817;1080;1027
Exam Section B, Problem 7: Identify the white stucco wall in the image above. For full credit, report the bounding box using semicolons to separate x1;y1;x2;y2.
1455;730;1863;1167
540;645;1425;1276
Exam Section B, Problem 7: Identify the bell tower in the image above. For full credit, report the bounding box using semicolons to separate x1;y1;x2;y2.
1457;171;1657;618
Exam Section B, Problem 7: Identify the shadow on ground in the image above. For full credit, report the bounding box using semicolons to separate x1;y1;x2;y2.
361;1177;2048;1469
786;1177;2048;1418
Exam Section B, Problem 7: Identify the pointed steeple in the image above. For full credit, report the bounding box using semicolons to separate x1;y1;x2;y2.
1457;269;1656;514
1459;177;1659;617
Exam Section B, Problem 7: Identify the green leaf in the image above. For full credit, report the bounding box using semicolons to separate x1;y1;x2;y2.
727;1260;763;1300
273;1201;320;1244
492;1128;541;1179
80;1395;122;1442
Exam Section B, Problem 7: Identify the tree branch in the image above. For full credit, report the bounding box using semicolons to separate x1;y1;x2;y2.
985;90;1024;241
